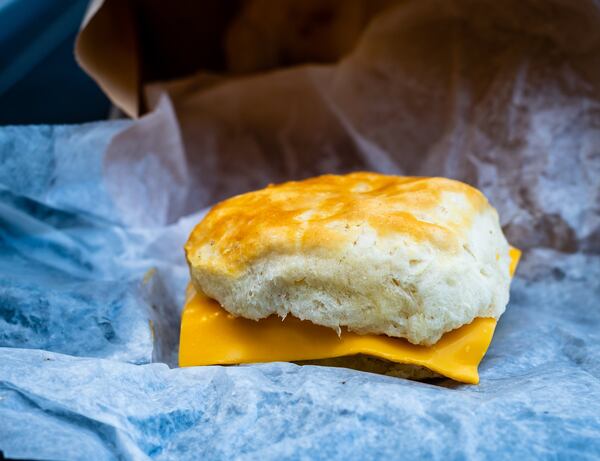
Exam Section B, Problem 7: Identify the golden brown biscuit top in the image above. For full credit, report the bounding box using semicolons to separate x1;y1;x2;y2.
185;172;490;275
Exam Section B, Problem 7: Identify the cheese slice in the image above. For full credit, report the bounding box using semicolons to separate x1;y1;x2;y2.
180;247;521;384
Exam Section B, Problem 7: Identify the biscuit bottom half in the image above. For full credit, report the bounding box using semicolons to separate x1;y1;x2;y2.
296;356;442;380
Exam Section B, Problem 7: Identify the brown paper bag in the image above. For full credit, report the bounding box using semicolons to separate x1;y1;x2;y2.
75;0;600;255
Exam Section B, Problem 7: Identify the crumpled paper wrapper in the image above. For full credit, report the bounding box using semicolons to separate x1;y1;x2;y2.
1;0;600;459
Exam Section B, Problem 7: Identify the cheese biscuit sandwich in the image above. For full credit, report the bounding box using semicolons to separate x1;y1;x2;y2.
180;172;519;383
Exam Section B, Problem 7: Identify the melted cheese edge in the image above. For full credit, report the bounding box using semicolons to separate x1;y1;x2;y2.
179;247;521;384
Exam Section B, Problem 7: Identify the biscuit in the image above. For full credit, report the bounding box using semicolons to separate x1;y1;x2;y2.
185;172;511;345
297;356;442;380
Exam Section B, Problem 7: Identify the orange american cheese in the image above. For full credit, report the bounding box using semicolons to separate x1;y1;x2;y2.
179;247;521;384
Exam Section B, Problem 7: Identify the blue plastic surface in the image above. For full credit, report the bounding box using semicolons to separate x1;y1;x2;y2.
0;122;599;460
0;0;110;124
